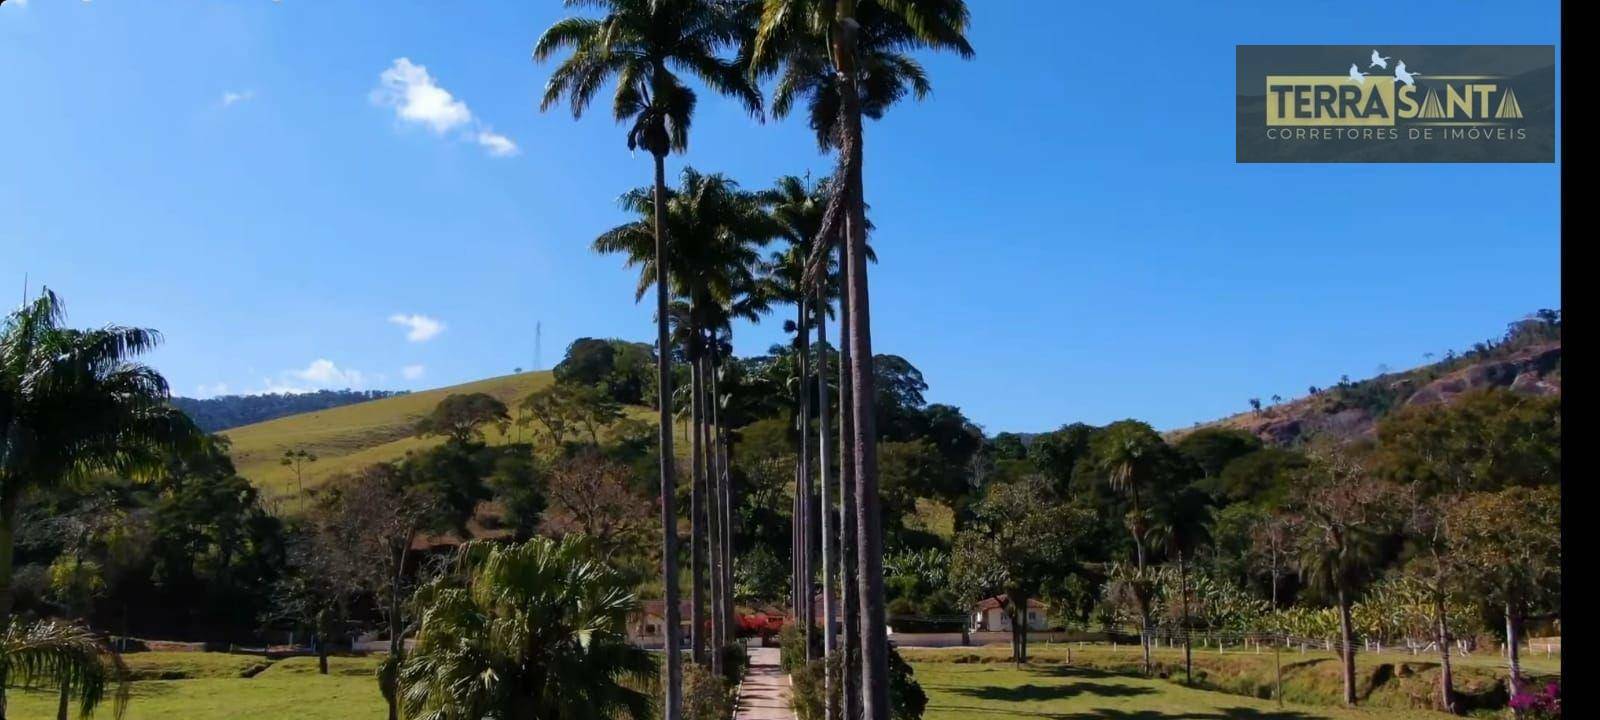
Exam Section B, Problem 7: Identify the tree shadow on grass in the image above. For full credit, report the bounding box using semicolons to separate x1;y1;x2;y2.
952;681;1154;702
1055;708;1329;720
926;704;1330;720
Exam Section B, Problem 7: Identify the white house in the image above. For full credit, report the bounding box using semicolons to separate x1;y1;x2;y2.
971;595;1048;631
628;599;694;648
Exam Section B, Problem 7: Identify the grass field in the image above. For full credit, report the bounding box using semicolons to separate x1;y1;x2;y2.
905;643;1558;717
8;655;386;720
222;370;557;498
915;662;1450;720
8;643;1557;719
221;369;696;502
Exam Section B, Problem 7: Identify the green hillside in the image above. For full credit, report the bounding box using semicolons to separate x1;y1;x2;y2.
223;371;557;498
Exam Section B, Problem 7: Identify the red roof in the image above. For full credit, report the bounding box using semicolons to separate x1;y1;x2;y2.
975;595;1047;612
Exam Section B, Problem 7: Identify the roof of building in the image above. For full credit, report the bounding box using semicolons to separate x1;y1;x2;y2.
974;595;1047;611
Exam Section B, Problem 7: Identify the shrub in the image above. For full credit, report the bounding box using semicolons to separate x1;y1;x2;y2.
778;622;819;674
789;656;836;720
720;642;750;684
684;662;735;720
1509;681;1560;719
789;643;927;720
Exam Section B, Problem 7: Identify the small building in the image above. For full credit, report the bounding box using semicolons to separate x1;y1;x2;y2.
971;595;1048;631
628;600;694;647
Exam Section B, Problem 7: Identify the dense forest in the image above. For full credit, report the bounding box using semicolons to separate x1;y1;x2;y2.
171;389;409;431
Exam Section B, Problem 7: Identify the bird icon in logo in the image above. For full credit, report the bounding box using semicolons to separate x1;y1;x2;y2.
1393;61;1420;87
1348;64;1369;84
1369;50;1391;69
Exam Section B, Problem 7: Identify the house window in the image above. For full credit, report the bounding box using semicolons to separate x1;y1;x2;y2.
646;624;657;634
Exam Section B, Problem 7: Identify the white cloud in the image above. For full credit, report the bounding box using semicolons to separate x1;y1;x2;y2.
290;358;366;389
476;129;519;157
221;89;255;107
372;58;472;133
401;364;426;380
371;57;518;158
388;313;445;342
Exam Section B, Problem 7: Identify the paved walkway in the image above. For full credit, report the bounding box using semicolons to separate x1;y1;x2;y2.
734;646;794;720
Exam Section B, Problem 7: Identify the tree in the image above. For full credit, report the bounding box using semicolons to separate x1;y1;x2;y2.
270;522;359;676
1146;486;1212;685
538;1;761;707
1174;427;1261;480
553;338;618;387
1289;448;1406;706
1377;389;1559;713
1208;448;1306;506
280;447;318;506
315;463;449;720
413;393;510;445
541;453;654;561
0;620;128;720
1376;388;1560;495
749;5;973;717
1028;423;1096;490
1091;420;1168;675
599;166;777;671
399;537;657;720
949;476;1090;665
1;289;199;719
1445;486;1560;700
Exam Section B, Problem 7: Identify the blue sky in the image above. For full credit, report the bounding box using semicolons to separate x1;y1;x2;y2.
2;1;1560;433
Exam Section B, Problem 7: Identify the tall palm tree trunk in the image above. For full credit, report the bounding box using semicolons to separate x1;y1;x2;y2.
690;348;708;666
839;93;890;720
703;353;726;674
1505;599;1523;699
836;231;862;720
797;295;814;660
816;282;836;719
652;151;683;720
1180;553;1192;685
1337;586;1357;705
1130;494;1152;677
708;342;736;638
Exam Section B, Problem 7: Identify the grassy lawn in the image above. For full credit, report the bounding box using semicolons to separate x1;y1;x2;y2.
905;643;1558;718
8;656;386;720
913;661;1451;720
6;644;1557;719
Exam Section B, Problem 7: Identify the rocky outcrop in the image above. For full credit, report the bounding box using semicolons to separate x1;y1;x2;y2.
1185;341;1560;447
1405;343;1560;407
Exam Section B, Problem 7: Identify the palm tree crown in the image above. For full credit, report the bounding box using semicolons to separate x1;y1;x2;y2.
595;167;779;328
537;0;761;156
400;537;656;720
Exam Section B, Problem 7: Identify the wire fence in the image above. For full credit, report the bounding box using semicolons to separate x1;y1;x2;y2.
882;617;1561;659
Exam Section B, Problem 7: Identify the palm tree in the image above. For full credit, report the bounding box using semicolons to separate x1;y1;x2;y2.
537;4;760;712
748;6;971;718
1;289;199;719
597;167;776;675
399;537;657;720
1093;420;1164;675
0;620;128;720
760;174;843;692
1146;486;1213;686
